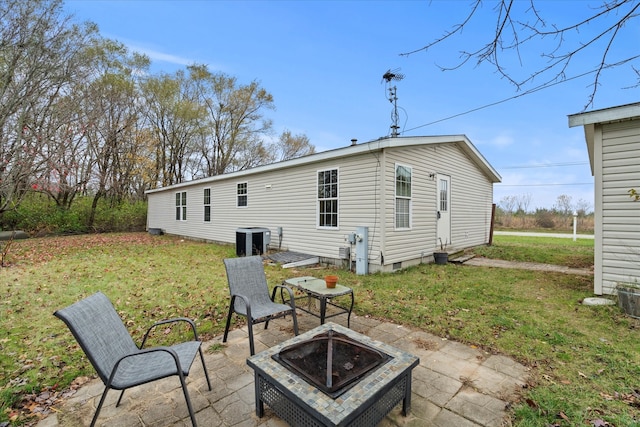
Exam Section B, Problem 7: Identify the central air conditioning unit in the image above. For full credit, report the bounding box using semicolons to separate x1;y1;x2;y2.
236;227;271;256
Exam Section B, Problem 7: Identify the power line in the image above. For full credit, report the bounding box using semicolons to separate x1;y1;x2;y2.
498;182;593;187
402;55;640;133
499;161;588;169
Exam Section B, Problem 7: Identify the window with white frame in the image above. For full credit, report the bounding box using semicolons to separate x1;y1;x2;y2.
175;191;187;221
204;188;211;222
439;179;448;212
237;182;247;207
395;164;412;229
317;168;338;228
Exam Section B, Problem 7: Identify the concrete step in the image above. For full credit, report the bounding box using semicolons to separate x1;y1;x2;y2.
449;253;476;263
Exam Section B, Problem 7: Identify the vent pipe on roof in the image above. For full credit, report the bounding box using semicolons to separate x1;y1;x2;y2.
351;138;357;145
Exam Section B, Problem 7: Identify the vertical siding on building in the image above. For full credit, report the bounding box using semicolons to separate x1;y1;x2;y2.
600;120;640;293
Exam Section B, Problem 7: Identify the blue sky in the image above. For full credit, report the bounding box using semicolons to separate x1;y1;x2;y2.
64;0;639;211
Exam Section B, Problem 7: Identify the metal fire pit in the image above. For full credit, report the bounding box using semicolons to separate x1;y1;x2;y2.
272;330;391;398
247;323;419;427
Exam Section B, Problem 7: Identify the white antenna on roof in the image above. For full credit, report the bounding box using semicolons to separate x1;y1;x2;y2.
382;68;405;137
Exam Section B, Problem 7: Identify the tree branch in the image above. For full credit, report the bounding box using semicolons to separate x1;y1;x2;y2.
402;0;640;105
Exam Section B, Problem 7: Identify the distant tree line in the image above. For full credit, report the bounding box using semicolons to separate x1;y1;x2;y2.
0;0;314;231
496;193;594;231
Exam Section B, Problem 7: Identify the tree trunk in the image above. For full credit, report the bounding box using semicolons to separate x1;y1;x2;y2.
87;191;103;230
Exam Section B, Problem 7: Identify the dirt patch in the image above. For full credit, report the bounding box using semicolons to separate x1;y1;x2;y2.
413;337;440;351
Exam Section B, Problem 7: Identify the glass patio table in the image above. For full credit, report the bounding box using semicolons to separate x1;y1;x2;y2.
282;276;354;327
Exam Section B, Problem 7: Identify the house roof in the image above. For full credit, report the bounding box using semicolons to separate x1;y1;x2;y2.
568;102;640;127
146;135;501;194
568;102;640;173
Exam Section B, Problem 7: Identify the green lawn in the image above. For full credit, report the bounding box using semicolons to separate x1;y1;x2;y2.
475;234;595;268
1;233;638;426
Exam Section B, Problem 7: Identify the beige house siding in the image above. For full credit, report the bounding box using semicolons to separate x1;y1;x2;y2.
600;121;640;294
451;149;495;246
148;154;383;261
569;103;640;295
146;136;500;273
381;143;494;268
383;145;438;266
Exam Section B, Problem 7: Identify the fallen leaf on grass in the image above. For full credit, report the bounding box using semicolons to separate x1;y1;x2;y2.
70;376;91;388
599;391;640;406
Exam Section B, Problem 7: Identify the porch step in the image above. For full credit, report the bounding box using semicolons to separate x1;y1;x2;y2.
449;253;476;263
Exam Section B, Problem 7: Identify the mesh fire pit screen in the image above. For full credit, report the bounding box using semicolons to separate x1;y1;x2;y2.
272;330;391;398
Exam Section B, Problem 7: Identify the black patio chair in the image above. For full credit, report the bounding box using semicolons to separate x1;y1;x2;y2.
223;256;299;355
53;292;211;427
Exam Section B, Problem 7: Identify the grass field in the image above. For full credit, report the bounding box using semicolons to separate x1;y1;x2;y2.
1;233;638;426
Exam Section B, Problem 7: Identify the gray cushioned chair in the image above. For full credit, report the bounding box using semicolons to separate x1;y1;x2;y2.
54;292;211;427
223;256;299;355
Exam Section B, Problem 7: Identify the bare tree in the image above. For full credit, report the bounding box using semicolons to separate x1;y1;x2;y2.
76;39;149;227
402;0;640;109
499;195;517;227
187;65;276;176
575;198;592;216
33;95;92;209
514;193;532;214
515;193;532;226
554;194;573;215
275;130;315;161
554;194;574;226
0;0;97;213
500;195;517;214
126;127;159;198
141;70;206;186
574;197;592;228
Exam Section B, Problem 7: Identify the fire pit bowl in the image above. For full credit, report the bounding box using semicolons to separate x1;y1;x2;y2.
272;330;391;398
247;322;420;427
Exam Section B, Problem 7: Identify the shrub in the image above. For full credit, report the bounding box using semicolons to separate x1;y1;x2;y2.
91;199;147;232
0;193;147;235
535;209;555;229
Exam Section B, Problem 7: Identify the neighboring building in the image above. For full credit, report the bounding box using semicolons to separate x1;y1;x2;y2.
146;135;501;273
569;102;640;295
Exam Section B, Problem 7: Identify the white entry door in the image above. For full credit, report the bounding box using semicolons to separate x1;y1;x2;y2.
436;174;451;248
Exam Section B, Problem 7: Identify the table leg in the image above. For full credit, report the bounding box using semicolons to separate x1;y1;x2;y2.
347;291;354;328
319;297;327;324
402;373;412;416
255;373;264;417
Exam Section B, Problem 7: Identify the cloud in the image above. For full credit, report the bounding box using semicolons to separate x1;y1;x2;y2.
114;36;224;70
472;129;515;148
132;46;195;66
489;133;515;148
